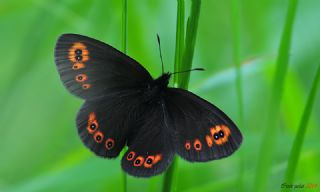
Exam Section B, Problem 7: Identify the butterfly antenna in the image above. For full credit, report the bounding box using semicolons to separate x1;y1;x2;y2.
157;34;165;74
171;68;205;75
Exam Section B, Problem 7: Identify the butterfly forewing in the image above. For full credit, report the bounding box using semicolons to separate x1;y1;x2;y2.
54;34;152;100
164;88;242;162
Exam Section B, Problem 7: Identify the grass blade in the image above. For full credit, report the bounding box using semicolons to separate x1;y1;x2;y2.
254;0;299;191
178;0;201;89
121;0;128;191
163;0;201;192
173;0;185;86
283;63;320;186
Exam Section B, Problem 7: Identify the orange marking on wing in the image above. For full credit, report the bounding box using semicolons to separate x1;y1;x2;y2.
105;138;115;150
87;112;98;134
220;125;231;143
127;151;136;161
81;55;89;62
205;135;213;147
193;139;202;151
68;42;90;62
93;131;104;143
153;154;162;164
144;156;155;168
72;63;85;70
133;156;144;167
75;74;87;82
210;124;231;145
185;141;191;150
82;84;91;90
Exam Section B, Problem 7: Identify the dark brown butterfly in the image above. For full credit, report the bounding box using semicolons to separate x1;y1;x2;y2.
54;34;242;177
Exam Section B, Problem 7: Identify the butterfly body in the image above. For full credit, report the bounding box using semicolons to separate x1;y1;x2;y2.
55;34;243;177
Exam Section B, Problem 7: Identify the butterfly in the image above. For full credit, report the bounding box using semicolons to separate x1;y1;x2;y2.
54;34;243;177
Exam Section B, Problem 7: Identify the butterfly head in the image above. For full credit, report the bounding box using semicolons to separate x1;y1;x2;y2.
154;73;171;89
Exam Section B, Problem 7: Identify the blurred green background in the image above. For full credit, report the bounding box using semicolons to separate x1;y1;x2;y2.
0;0;319;191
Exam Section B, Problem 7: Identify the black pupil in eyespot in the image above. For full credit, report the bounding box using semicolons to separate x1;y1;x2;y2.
214;133;219;140
90;124;96;129
147;159;152;164
96;135;101;140
135;160;140;164
75;49;82;55
196;144;200;148
78;76;83;80
219;131;224;137
76;55;82;60
128;154;132;158
107;142;113;147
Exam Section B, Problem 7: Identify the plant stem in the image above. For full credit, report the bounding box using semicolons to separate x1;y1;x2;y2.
163;1;201;192
283;64;320;187
121;1;128;192
179;0;201;89
253;0;299;191
173;0;185;86
122;0;127;53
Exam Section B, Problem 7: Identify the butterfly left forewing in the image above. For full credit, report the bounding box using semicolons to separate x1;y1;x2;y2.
165;88;243;162
55;34;152;100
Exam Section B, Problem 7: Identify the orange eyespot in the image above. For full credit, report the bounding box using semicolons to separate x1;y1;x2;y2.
87;112;99;134
133;156;144;167
82;83;91;90
185;141;191;150
75;74;87;82
93;131;104;143
127;151;136;161
68;42;89;62
193;139;202;151
205;135;213;147
87;122;98;134
209;124;231;145
72;63;85;70
144;156;155;168
105;138;115;150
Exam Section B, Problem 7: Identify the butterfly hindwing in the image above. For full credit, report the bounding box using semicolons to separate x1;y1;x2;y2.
55;33;152;99
165;88;243;162
121;102;175;177
76;90;145;158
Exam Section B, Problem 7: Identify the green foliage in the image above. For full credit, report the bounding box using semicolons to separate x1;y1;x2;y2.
283;64;320;187
254;0;299;191
0;0;319;192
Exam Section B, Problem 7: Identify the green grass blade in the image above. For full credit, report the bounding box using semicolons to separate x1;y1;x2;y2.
283;63;320;186
179;0;201;89
173;0;185;85
121;0;128;191
254;0;299;191
163;0;201;192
